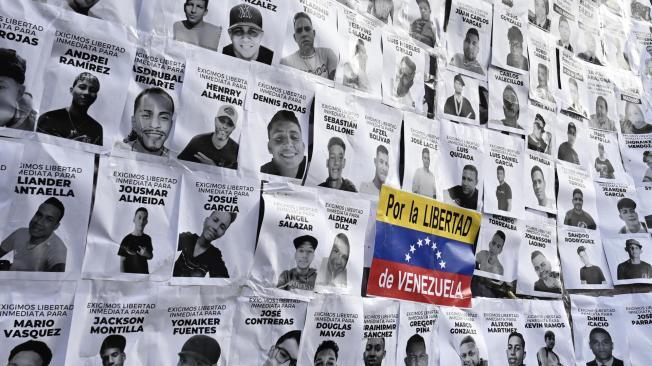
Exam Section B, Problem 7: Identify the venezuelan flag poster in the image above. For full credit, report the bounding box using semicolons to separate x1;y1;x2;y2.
367;186;481;307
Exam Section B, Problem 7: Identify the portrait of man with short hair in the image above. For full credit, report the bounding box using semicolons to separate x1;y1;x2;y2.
563;188;597;229
360;145;390;195
0;197;67;272
37;72;102;145
0;48;36;131
177;335;221;366
528;0;551;31
536;331;561;366
576;246;606;285
281;12;337;80
277;234;318;291
527;114;551;154
363;337;386;366
531;250;561;293
445;164;479;210
118;207;153;274
530;165;554;209
177;104;239;168
318;136;357;192
410;0;436;47
444;74;475;119
260;110;307;179
557;121;580;165
404;333;428;366
174;211;236;278
616;238;652;280
589;96;616;131
222;4;273;65
563;78;587;118
586;328;623;366
411;147;436;198
556;15;573;52
314;340;339;366
100;334;126;366
6;340;52;366
390;56;417;108
475;230;505;275
116;87;175;156
450;28;485;76
317;233;350;288
506;331;526;366
173;0;221;51
495;165;512;211
533;64;556;104
264;330;301;366
458;335;487;366
506;26;528;71
616;198;649;234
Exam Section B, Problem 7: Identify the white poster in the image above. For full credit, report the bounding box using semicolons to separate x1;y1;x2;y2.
527;27;557;106
488;67;529;134
523;150;557;214
557;163;600;230
558;51;590;119
402;112;441;199
474;214;521;282
171;168;259;285
362;297;399;366
396;301;439;366
438;307;489;366
558;226;612;289
478;298;526;366
491;1;530;73
523;299;575;366
603;234;652;285
83;156;181;281
619;133;652;185
482;129;525;217
382;30;426;112
439;120;484;211
516;214;562;297
1;140;93;280
400;0;443;48
445;0;492;80
439;70;479;125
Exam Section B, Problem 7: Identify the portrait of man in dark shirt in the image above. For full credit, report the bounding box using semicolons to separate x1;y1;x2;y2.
446;164;479;210
563;188;597;229
576;246;606;285
118;207;153;274
495;165;512;211
617;238;652;280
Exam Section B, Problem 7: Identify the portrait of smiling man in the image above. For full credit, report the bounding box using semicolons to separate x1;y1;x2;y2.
116;87;175;157
281;12;337;80
173;0;221;51
260;110;307;179
222;4;273;65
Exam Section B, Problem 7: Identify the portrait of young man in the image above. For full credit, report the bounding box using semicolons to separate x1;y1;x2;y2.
536;331;561;366
411;147;436;198
527;114;551;154
100;334;126;366
6;340;52;366
528;0;551;31
616;238;652;280
317;233;350;288
277;234;318;291
318;136;357;192
530;250;561;293
576;245;606;285
173;211;236;278
458;335;487;366
594;143;615;179
222;4;273;65
260;110;307;179
116;87;175;157
404;334;428;366
495;165;512;211
360;144;390;195
177;335;221;366
37;72;103;145
443;74;476;119
117;207;153;274
616;198;649;234
506;26;528;71
281;12;337;80
410;0;436;47
314;340;339;366
506;332;526;366
495;85;524;130
475;230;505;275
563;188;597;230
450;28;485;76
0;197;67;272
533;64;556;104
363;337;386;366
389;56;417;108
530;165;554;209
620;102;652;134
264;330;300;366
445;164;479;210
586;328;623;366
556;16;573;52
177;104;239;168
563;78;587;118
557;121;580;165
173;0;221;51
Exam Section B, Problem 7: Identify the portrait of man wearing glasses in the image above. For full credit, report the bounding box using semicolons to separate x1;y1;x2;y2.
222;4;273;65
281;12;337;80
264;330;301;366
491;85;524;130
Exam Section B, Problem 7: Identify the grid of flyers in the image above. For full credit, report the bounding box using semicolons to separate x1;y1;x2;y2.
2;0;652;364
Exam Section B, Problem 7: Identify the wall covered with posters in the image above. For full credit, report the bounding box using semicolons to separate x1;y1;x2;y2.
1;0;652;365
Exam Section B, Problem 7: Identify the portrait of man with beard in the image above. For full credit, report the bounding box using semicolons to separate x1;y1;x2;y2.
363;337;386;366
360;145;390;195
530;250;561;293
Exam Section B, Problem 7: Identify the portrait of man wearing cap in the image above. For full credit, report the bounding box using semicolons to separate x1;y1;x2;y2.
222;4;273;65
360;144;390;195
0;48;36;131
589;96;616;131
260;110;307;179
177;335;221;366
280;12;337;80
527;114;552;154
616;198;649;234
533;64;555;104
37;71;103;145
594;143;615;179
177;104;239;168
450;28;485;76
506;26;528;71
557;121;580;165
444;74;475;119
576;246;606;285
390;56;417;108
173;0;221;51
617;239;652;280
0;197;67;272
6;340;52;366
319;136;357;192
116;87;175;156
173;211;236;278
277;234;318;291
99;334;126;366
491;85;524;130
563;188;597;230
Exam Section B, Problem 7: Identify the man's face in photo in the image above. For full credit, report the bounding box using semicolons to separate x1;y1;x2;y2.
497;168;505;184
545;335;555;349
183;0;207;26
405;341;428;366
567;127;576;145
572;192;583;211
453;79;464;94
422;150;430;169
363;338;385;366
101;347;126;366
537;65;547;87
0;76;24;125
328;236;349;274
264;337;299;366
589;332;614;362
314;348;337;366
7;350;44;366
459;342;480;366
70;78;99;109
229;25;263;61
579;250;591;266
569;82;579;105
532;121;543;138
503;88;519;119
293;17;315;50
463;33;479;62
201;211;232;242
509;37;523;56
626;244;642;261
326;144;345;180
489;233;505;256
596;98;607;119
559;19;570;43
417;1;431;19
626;103;645;128
531;170;546;203
531;253;552;280
619;206;640;226
461;168;478;196
214;115;235;142
506;335;525;366
397;60;415;89
133;210;148;232
374;151;389;183
28;203;62;240
132;92;174;152
534;0;546;19
268;120;305;171
295;242;315;270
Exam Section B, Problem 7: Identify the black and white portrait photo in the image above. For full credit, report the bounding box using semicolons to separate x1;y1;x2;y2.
173;0;221;51
260;110;307;179
118;207;153;274
222;4;273;65
280;12;337;80
443;73;477;123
